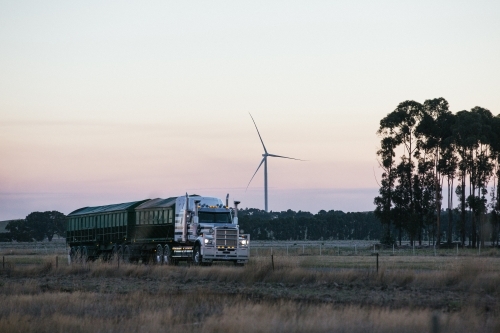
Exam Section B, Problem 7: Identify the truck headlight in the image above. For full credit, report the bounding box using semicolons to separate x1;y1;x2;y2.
204;238;213;245
239;239;248;246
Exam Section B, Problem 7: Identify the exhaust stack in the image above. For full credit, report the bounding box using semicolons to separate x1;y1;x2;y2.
233;200;240;224
192;200;201;236
182;193;189;242
226;193;229;207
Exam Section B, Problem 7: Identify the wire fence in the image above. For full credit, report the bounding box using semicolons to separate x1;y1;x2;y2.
250;240;498;258
1;239;499;271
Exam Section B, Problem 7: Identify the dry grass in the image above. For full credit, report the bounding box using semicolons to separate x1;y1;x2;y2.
2;255;500;293
1;249;500;332
0;288;497;333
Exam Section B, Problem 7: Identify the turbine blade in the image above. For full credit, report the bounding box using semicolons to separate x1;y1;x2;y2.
249;113;268;154
267;153;305;161
246;157;266;190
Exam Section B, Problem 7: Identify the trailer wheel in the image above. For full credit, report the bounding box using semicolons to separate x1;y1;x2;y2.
193;245;202;265
82;246;89;263
69;247;77;265
110;246;119;264
115;246;124;264
75;247;82;265
155;245;163;265
163;245;174;266
123;246;131;263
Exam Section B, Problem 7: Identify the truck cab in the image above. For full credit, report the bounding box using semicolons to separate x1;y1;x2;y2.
175;195;250;265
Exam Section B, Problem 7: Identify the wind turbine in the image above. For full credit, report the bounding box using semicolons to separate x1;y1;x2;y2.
246;113;303;212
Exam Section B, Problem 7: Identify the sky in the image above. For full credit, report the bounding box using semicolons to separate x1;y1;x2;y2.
1;1;499;220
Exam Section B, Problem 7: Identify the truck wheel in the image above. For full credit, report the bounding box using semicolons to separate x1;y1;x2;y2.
123;246;131;263
193;245;202;265
110;246;119;264
82;246;89;263
69;247;77;265
155;245;163;265
75;247;82;265
163;245;174;266
117;246;124;263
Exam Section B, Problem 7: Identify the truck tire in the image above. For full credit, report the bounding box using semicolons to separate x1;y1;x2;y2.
155;245;163;265
69;247;77;265
110;246;119;264
75;247;82;265
163;244;174;266
193;245;202;265
123;246;131;263
82;246;89;263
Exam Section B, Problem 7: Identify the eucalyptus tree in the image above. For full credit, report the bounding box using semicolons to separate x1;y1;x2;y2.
469;107;495;247
452;110;482;246
377;101;424;244
412;155;436;245
439;141;458;245
374;136;398;244
490;115;500;245
416;97;454;247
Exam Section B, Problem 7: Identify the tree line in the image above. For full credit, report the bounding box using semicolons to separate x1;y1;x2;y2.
0;211;66;242
238;208;384;241
1;208;384;243
374;98;500;247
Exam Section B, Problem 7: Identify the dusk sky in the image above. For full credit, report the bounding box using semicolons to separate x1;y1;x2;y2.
1;1;499;220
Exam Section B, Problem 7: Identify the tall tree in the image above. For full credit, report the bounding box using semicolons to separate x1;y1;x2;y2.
490;115;500;246
453;110;482;246
378;101;423;244
374;136;398;245
439;141;458;245
416;97;454;247
469;107;494;247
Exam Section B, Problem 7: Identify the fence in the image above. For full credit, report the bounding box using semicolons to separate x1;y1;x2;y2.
250;240;496;258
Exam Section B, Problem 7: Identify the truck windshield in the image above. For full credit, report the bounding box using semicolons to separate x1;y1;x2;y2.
198;212;232;224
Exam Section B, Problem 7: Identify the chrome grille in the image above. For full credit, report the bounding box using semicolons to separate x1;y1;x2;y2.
215;228;238;247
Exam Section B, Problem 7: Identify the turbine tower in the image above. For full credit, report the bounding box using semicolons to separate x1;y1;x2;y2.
246;113;302;212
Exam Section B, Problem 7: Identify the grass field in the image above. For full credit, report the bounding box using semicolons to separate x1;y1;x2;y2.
0;241;499;332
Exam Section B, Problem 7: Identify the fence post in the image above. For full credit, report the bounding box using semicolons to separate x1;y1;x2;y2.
431;312;440;333
320;244;322;256
286;245;288;256
376;253;379;272
302;245;304;254
118;254;120;268
56;256;58;269
355;244;357;255
2;256;4;269
456;243;458;256
271;254;274;271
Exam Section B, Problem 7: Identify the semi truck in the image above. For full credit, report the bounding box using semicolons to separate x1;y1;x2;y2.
66;194;250;265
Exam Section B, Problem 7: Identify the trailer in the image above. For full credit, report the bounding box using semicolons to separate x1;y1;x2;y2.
66;194;250;265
